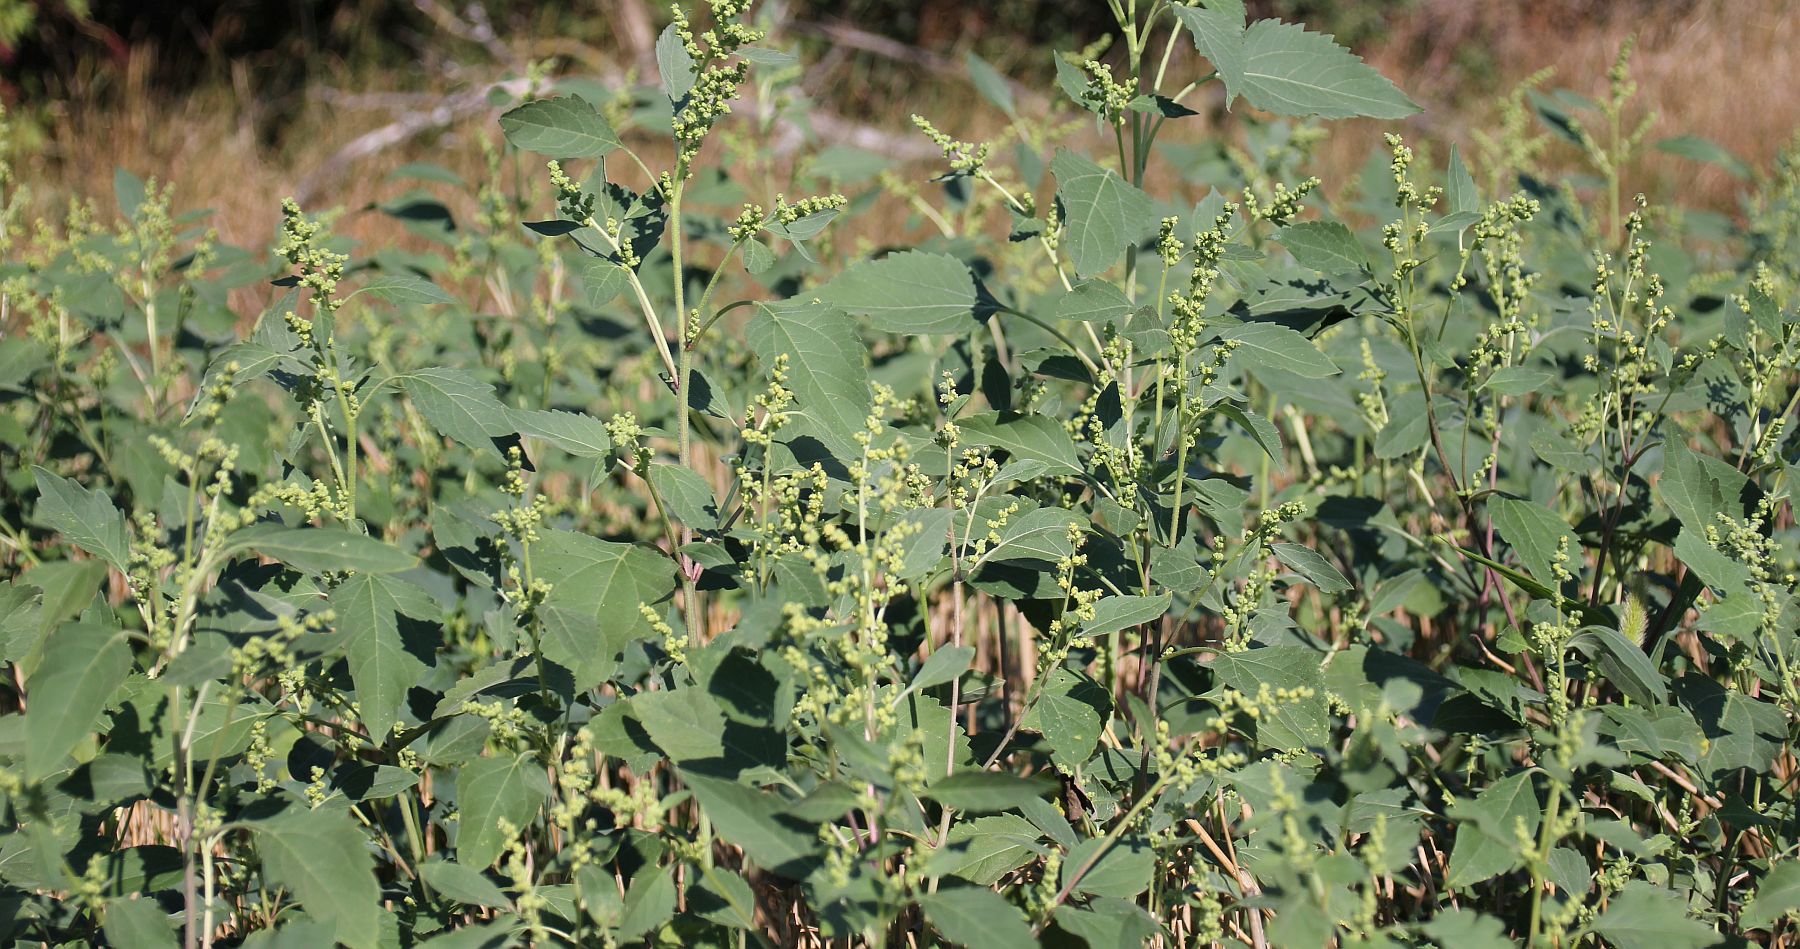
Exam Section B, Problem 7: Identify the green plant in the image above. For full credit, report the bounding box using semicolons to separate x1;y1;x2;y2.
1;1;1797;947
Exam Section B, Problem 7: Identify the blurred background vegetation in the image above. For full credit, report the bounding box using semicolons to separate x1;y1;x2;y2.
1;0;1792;249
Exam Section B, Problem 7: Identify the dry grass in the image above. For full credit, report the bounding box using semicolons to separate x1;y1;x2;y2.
14;0;1800;253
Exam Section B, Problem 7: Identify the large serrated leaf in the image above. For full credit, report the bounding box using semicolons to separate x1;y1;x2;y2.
744;301;871;461
455;753;552;868
255;809;382;949
25;622;130;781
498;96;619;159
333;574;437;741
816;250;977;335
1052;149;1154;279
1234;20;1421;119
403;368;514;456
918;887;1036;949
31;467;129;572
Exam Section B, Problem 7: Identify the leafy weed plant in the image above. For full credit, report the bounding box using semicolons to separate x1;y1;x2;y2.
1;1;1798;947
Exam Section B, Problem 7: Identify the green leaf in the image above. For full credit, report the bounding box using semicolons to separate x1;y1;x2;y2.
1217;321;1338;378
25;622;131;781
1743;861;1800;932
533;529;675;641
403;367;514;456
31;467;129;571
1021;668;1110;763
511;408;612;457
965;51;1017;116
649;463;720;530
1234;19;1420;119
235;525;417;574
1279;220;1368;274
1063;837;1155;898
957;412;1083;477
498;96;619;159
1445;771;1538;888
455;753;552;868
1172;2;1247;94
816;250;977;335
577;257;626;308
1656;135;1751;179
1271;543;1352;594
1052;148;1154;279
656;25;695;102
918;887;1036;949
346;273;455;306
1588;881;1719;949
618;862;678;939
1485;365;1553;395
1210;646;1328;751
923;772;1054;813
104;896;176;949
1082;594;1172;637
419;858;510;908
255;809;382;949
534;605;623;691
1657;437;1749;533
922;814;1047;885
333;574;436;741
978;505;1086;568
911;645;975;693
1570;626;1666;708
1055;280;1135;324
744;301;871;461
1488;496;1577;587
682;773;817;872
691;865;759;930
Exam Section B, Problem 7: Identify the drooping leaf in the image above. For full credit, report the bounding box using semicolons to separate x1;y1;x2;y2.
420;858;510;909
1271;543;1352;594
103;896;177;949
910;645;975;693
649;463;720;530
1742;861;1800;932
1082;594;1172;637
923;771;1055;813
1021;668;1110;763
1488;495;1578;587
1062;837;1155;899
1172;2;1247;94
682;773;817;873
346;273;456;306
1445;771;1539;888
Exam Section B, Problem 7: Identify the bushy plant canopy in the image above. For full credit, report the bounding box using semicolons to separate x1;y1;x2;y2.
1;2;1797;946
